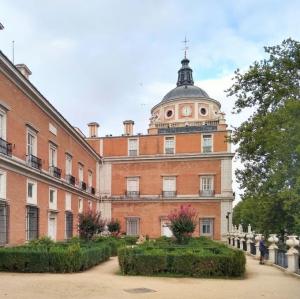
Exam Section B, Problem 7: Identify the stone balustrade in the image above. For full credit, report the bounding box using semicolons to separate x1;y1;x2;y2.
227;224;300;275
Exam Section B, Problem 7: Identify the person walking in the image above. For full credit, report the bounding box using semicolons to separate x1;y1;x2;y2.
259;236;267;264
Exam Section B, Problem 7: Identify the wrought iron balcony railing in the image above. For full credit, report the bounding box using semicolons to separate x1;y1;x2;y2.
162;191;177;198
49;166;62;179
165;148;175;154
87;186;96;195
79;181;87;191
0;137;12;156
126;191;140;198
128;149;138;156
66;174;76;186
199;189;215;197
26;154;42;170
202;146;212;153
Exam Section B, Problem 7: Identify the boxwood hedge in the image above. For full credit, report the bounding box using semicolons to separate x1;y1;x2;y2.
118;237;246;278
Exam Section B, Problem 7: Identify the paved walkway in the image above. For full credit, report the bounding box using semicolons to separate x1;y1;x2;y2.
0;256;299;299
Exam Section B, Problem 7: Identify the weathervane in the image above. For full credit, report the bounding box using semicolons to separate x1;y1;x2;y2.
182;36;189;58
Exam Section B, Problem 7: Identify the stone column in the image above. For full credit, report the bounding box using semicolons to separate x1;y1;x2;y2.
239;232;245;250
255;234;262;259
267;234;279;264
285;235;300;273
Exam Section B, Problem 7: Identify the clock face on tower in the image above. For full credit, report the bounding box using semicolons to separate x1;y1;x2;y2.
182;105;192;117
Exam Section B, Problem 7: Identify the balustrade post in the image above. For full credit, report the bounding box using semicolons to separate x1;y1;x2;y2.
285;235;299;273
255;234;262;259
246;232;254;254
267;234;279;264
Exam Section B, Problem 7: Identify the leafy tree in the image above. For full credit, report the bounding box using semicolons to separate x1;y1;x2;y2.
228;38;300;235
107;219;121;236
78;211;105;240
168;205;197;244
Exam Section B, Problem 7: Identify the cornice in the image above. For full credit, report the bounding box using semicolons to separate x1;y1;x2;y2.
0;51;101;162
102;152;234;163
0;154;100;200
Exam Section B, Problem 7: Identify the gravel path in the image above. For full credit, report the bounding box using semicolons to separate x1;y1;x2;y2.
0;256;299;299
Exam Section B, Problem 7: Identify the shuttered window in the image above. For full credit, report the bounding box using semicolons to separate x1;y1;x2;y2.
0;201;8;245
65;212;73;239
26;206;39;241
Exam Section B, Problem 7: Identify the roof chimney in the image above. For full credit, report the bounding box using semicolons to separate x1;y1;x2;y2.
88;122;99;138
16;64;32;79
123;120;134;136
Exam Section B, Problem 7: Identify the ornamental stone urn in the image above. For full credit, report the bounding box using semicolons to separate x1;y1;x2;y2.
285;235;300;273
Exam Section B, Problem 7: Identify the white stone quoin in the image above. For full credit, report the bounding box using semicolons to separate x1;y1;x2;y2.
285;235;299;273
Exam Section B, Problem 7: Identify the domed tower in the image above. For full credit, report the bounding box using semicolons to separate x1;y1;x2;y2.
148;56;226;134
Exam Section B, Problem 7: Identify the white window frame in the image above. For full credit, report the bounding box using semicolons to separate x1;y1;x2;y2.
162;176;176;197
88;170;93;187
27;179;37;205
128;138;139;156
164;136;175;154
48;212;57;241
49;187;57;210
49;143;57;167
0;108;7;140
0;170;7;200
65;154;72;175
200;176;214;191
200;218;214;238
202;134;213;153
65;193;72;211
26;128;37;157
78;163;84;182
78;197;83;213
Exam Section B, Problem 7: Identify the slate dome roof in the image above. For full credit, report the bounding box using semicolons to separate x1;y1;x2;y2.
162;85;209;103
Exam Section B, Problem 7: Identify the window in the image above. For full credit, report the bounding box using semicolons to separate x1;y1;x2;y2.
88;200;92;210
202;134;212;153
161;219;173;237
49;188;57;210
162;176;176;197
128;138;138;156
27;130;36;156
65;211;73;239
200;218;214;238
26;206;39;241
78;198;83;213
48;212;57;240
49;144;57;167
78;164;84;182
0;201;8;245
126;217;140;236
200;176;214;196
126;177;139;197
0;170;6;200
0;109;6;140
165;136;175;154
27;180;37;205
65;154;72;175
65;193;71;211
88;171;93;187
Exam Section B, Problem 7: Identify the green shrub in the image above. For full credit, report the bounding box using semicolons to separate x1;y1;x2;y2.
0;241;111;273
79;211;105;240
107;219;121;236
118;238;246;278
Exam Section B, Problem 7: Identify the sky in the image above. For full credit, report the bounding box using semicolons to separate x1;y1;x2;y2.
1;0;300;201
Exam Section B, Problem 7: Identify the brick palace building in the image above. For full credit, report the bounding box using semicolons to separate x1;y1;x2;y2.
0;51;233;245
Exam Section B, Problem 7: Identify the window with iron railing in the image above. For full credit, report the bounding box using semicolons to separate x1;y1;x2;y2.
164;136;175;154
200;176;214;196
126;217;140;236
126;177;139;198
128;139;138;156
79;181;87;191
202;134;212;153
49;166;62;179
162;176;176;197
65;211;73;240
0;201;8;246
26;206;39;241
66;174;75;186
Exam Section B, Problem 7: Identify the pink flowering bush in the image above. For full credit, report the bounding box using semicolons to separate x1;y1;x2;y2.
168;205;198;244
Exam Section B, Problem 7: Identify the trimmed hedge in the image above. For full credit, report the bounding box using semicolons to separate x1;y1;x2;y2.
0;242;111;273
118;238;246;278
